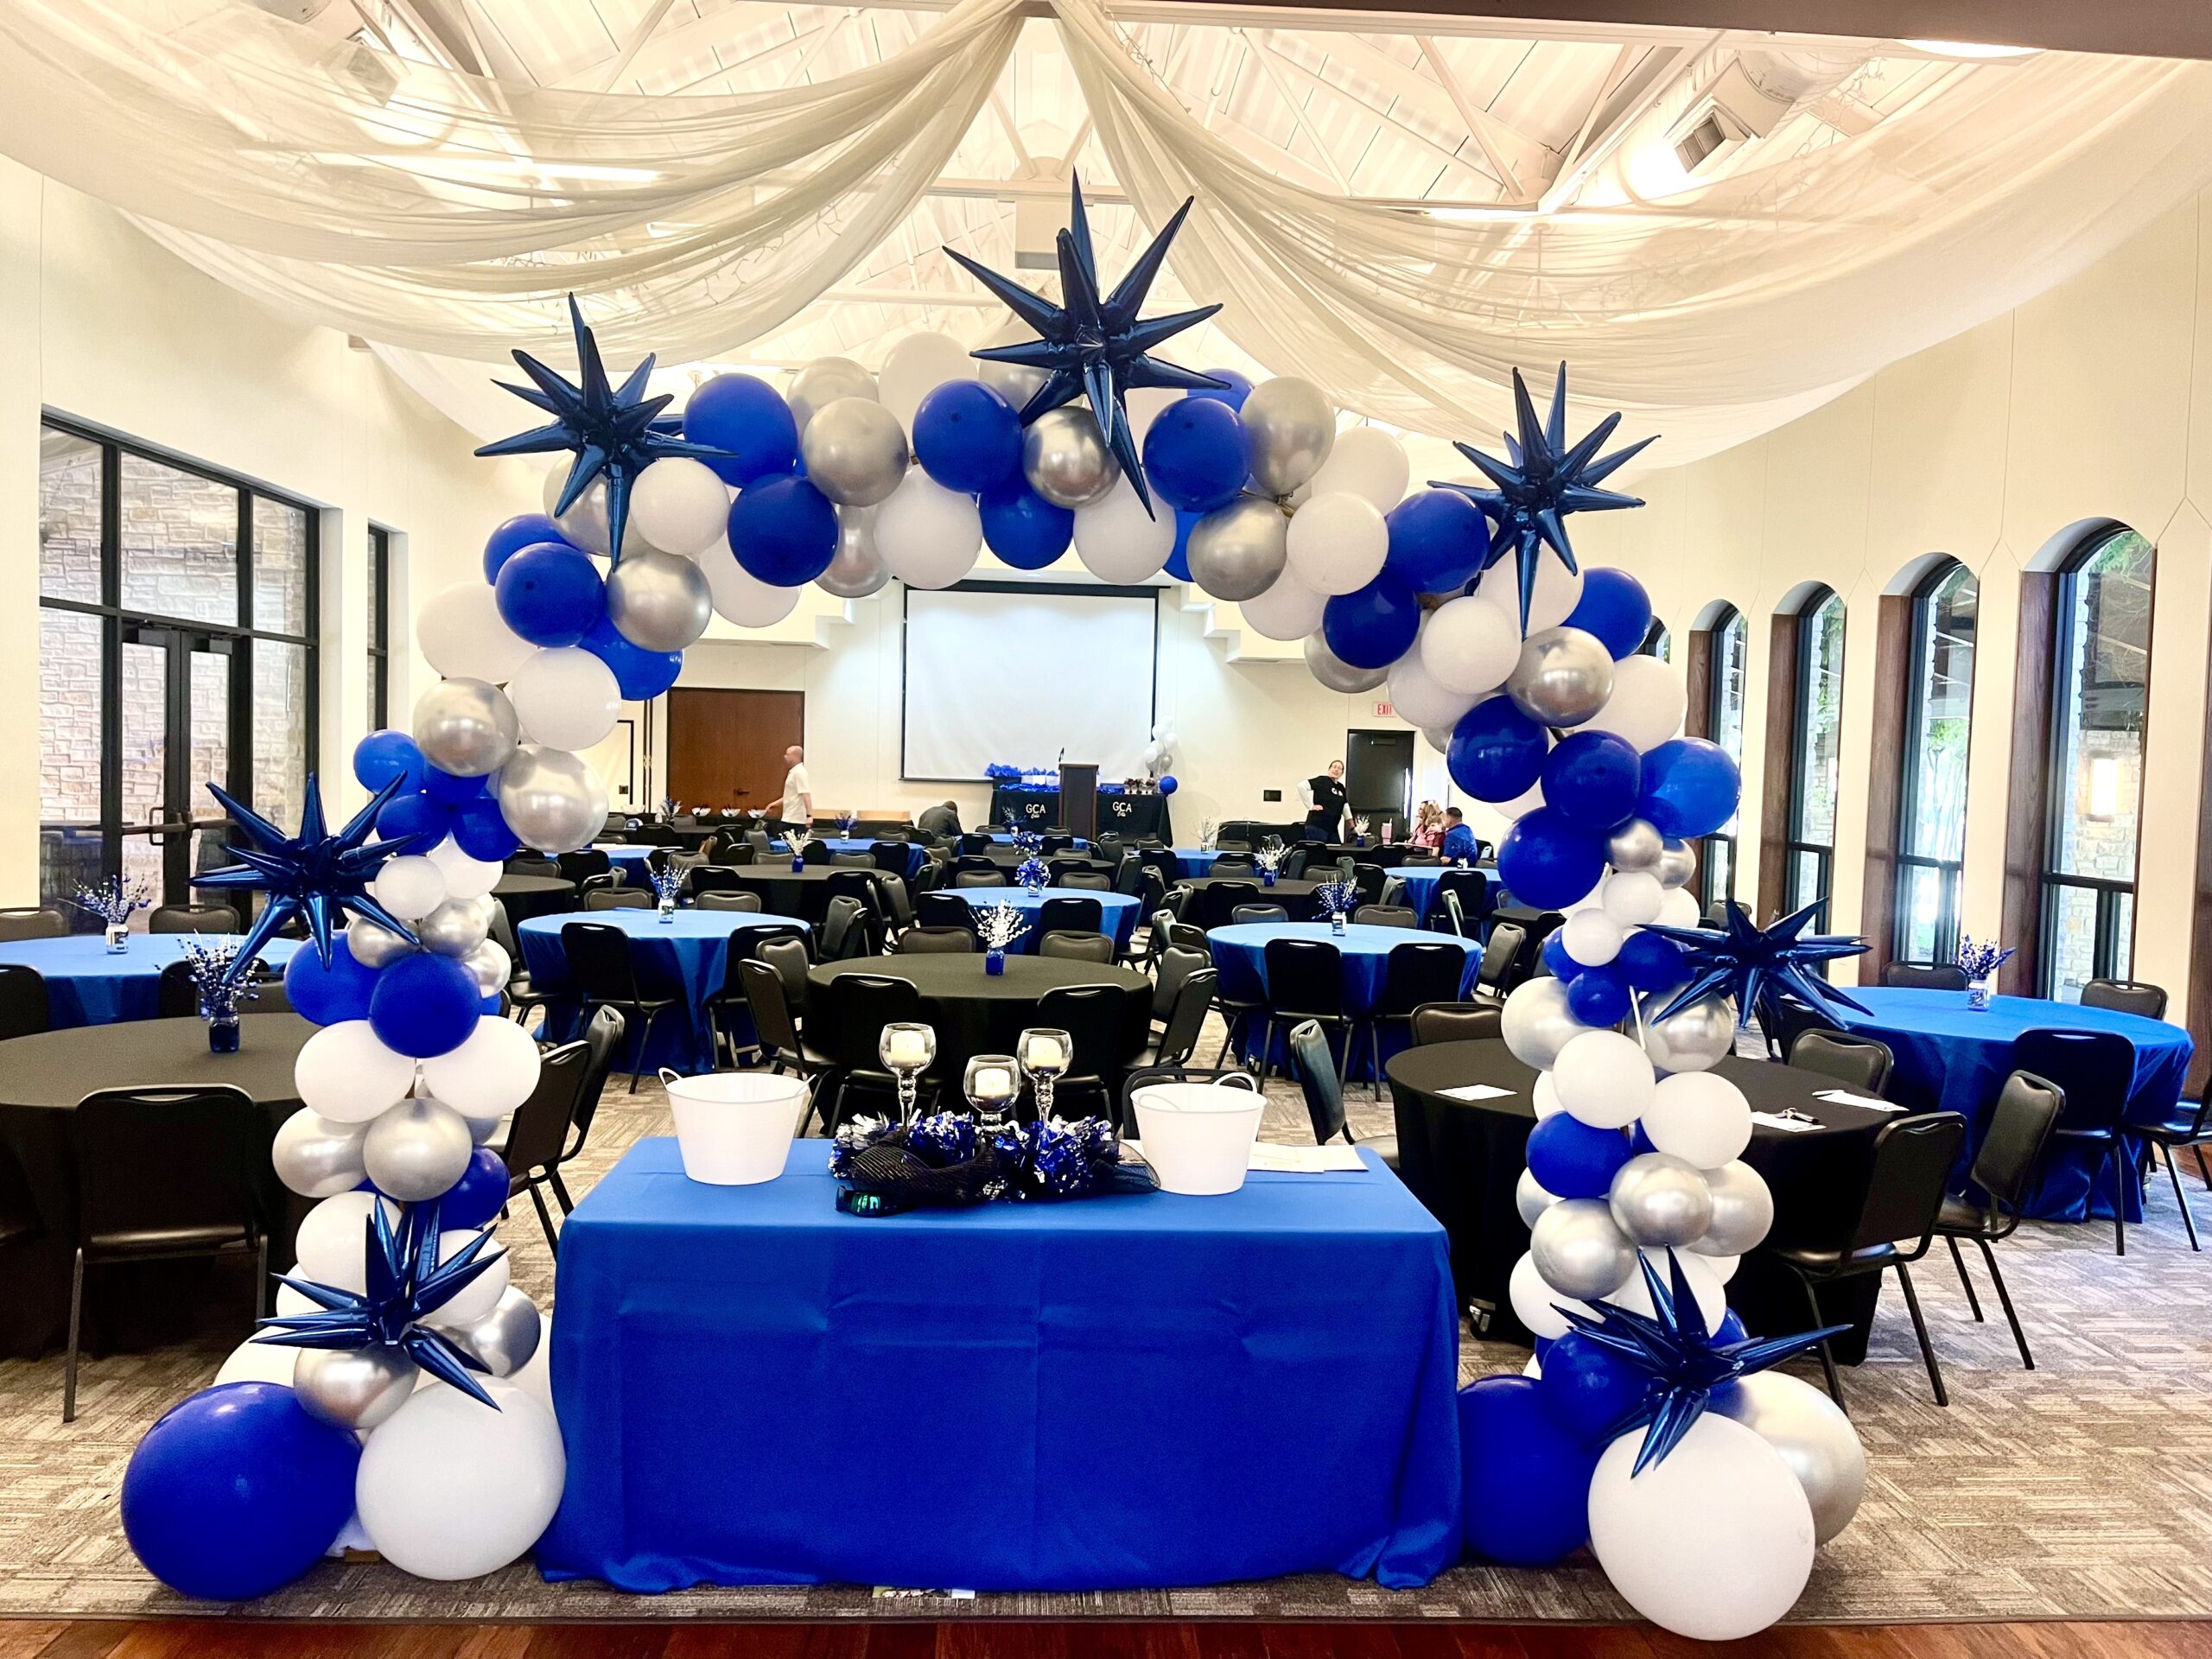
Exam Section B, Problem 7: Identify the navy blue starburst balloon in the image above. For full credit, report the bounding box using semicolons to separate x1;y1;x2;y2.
1560;1250;1848;1475
1432;364;1654;630
1643;896;1870;1031
192;774;427;982
944;174;1224;516
474;294;732;562
254;1201;506;1408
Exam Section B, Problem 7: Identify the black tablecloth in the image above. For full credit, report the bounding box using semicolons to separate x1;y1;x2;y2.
494;873;578;925
988;785;1173;841
0;1013;316;1357
1182;875;1324;922
1387;1040;1892;1360
730;866;867;922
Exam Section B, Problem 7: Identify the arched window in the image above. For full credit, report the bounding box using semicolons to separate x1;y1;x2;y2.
1783;588;1846;916
1894;563;1977;961
1638;619;1671;660
1698;605;1745;912
2042;526;2152;998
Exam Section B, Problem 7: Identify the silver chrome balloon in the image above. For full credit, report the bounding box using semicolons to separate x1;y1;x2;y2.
441;1286;543;1379
1638;991;1738;1073
1021;406;1120;509
1608;1152;1715;1248
1185;497;1289;602
1693;1159;1776;1256
1516;1166;1561;1229
345;917;416;969
271;1108;369;1199
461;938;511;997
416;893;495;959
979;355;1049;413
1656;836;1699;890
1713;1371;1866;1545
544;470;612;557
1529;1198;1639;1300
817;505;889;599
1500;977;1583;1071
498;744;611;855
1507;626;1615;728
1241;376;1336;497
799;397;909;507
1607;818;1665;874
361;1096;474;1203
785;357;877;435
293;1343;420;1432
607;548;713;652
1302;631;1389;694
412;678;519;779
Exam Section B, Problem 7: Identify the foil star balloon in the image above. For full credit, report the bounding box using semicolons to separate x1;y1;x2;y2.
192;774;427;981
1432;363;1654;631
474;294;732;562
944;174;1224;516
1643;897;1870;1031
1558;1249;1849;1475
255;1200;505;1408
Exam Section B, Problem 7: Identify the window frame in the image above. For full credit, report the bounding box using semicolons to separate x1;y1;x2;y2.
1698;604;1745;913
367;524;391;730
1783;587;1844;920
1892;560;1976;963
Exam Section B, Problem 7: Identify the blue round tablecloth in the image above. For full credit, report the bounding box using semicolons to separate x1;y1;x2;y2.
518;908;811;1072
0;933;302;1027
1206;922;1479;1078
1827;987;2194;1222
603;841;925;886
945;887;1141;954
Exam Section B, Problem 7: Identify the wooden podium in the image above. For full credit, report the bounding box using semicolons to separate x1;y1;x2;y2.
1058;763;1100;840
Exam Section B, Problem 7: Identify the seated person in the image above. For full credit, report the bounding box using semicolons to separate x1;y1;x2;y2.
916;798;963;837
1409;800;1444;849
1440;807;1478;865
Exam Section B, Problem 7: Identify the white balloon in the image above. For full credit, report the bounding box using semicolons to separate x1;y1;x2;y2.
424;1230;509;1329
506;647;621;751
1237;567;1329;641
1420;595;1523;697
1124;385;1180;444
215;1334;301;1388
372;855;447;922
1560;907;1624;967
1072;479;1174;582
1501;977;1580;1070
418;584;533;684
1531;1071;1565;1119
1601;869;1666;928
701;543;802;628
1285;492;1389;596
355;1380;566;1581
1509;1249;1592;1341
1386;645;1479;733
1587;1414;1815;1642
1550;1030;1654;1128
630;458;731;558
1656;887;1704;928
1645;1071;1754;1167
1581;654;1689;753
293;1190;397;1292
877;332;975;431
296;1021;417;1124
419;1017;543;1120
1521;1355;1544;1380
425;836;501;903
1305;425;1409;512
1473;553;1583;634
874;470;982;589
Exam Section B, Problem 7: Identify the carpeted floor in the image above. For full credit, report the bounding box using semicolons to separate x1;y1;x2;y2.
3;1014;2209;1624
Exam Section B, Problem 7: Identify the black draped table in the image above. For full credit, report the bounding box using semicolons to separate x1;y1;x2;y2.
0;1013;316;1357
727;866;871;922
493;873;578;925
987;785;1172;841
1180;874;1324;921
1387;1040;1895;1362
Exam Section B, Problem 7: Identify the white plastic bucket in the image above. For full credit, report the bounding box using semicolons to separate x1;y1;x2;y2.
1132;1077;1265;1196
660;1069;810;1185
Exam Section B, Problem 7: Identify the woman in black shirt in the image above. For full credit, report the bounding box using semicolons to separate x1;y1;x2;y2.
1305;760;1348;841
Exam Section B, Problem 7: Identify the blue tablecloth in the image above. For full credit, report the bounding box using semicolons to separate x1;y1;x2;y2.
605;841;924;886
538;1137;1460;1592
0;934;301;1027
949;887;1141;954
517;909;810;1071
1207;923;1479;1078
601;846;656;887
1827;987;2194;1222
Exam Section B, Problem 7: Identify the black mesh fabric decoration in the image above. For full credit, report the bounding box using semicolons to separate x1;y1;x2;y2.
831;1114;1156;1217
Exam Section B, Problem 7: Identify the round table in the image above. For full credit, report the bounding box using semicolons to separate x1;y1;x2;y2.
0;1012;317;1357
517;908;812;1072
0;933;301;1027
1391;864;1502;925
1205;922;1479;1078
940;887;1141;953
1181;874;1322;923
804;953;1151;1085
1385;1039;1895;1358
600;846;656;887
819;838;927;879
494;873;578;925
727;865;882;922
1827;987;2194;1222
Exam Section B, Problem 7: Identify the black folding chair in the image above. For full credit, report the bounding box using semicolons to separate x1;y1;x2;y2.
1937;1071;2063;1365
1132;968;1216;1071
1408;1001;1501;1045
560;922;679;1092
1039;931;1116;963
1788;1027;1896;1096
1361;941;1473;1092
502;1040;588;1257
2081;977;2168;1020
2015;1027;2139;1255
1289;1020;1397;1170
1033;983;1133;1120
895;925;976;954
0;906;65;943
1036;896;1103;939
0;964;49;1039
1882;962;1968;991
149;904;238;935
817;974;924;1129
1257;938;1350;1084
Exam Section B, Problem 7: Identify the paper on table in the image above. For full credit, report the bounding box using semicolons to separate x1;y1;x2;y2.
1440;1083;1515;1102
1247;1144;1370;1173
1814;1089;1904;1112
1751;1110;1819;1134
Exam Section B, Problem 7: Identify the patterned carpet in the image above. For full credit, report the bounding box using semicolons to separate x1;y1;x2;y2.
3;1014;2209;1625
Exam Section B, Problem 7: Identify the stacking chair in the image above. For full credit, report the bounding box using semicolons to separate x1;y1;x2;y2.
1763;991;1827;1064
686;867;751;899
1349;864;1389;909
155;959;201;1019
2081;977;2169;1020
1289;1020;1397;1171
583;888;651;912
754;932;814;1013
500;1039;588;1257
1258;937;1351;1083
149;903;238;935
1041;834;1077;856
0;964;50;1040
896;925;976;954
1150;945;1210;1027
1209;853;1257;876
1190;880;1259;932
2126;1090;2212;1249
1033;984;1131;1119
1039;931;1116;963
1352;904;1419;930
0;907;66;943
916;892;977;936
871;842;914;874
736;958;834;1094
1113;856;1147;898
1230;903;1289;925
560;922;679;1092
954;868;1009;889
1772;1110;1967;1410
830;852;874;868
1440;888;1470;939
1165;922;1211;955
1037;896;1103;939
1471;922;1526;1001
873;874;918;939
1058;870;1114;893
801;838;833;864
1408;1001;1501;1046
1131;968;1216;1071
824;869;887;942
1883;962;1969;991
958;833;994;855
1788;1027;1896;1096
556;1007;626;1185
505;855;561;880
2015;1028;2139;1255
556;849;613;887
1361;941;1474;1090
818;975;924;1128
1936;1071;2063;1363
486;905;554;1030
1281;847;1314;880
818;895;873;962
1047;856;1099;884
696;890;763;913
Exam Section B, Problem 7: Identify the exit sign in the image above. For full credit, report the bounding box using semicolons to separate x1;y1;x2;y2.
1373;700;1394;718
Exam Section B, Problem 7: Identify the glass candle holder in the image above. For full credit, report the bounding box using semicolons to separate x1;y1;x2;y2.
878;1021;938;1122
104;922;129;954
1016;1027;1071;1122
963;1053;1022;1135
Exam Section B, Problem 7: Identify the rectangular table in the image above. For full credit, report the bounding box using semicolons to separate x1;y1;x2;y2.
540;1138;1461;1592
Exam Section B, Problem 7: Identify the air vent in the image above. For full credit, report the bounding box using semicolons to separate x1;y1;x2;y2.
1674;113;1732;172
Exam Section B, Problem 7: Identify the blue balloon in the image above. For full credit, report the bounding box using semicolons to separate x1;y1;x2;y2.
1567;964;1631;1027
441;1147;510;1231
1447;697;1549;803
452;793;520;861
122;1382;359;1601
353;729;424;795
283;932;377;1027
1497;807;1608;909
1614;928;1688;992
368;951;481;1060
1165;509;1198;582
728;474;838;587
494;542;605;648
913;381;1021;493
1458;1376;1600;1567
482;513;571;582
1714;1310;1749;1345
580;614;683;701
1538;1330;1648;1443
1322;570;1421;671
1185;367;1253;409
1526;1111;1632;1199
683;372;799;487
979;481;1073;570
376;789;452;846
1540;929;1574;979
1564;567;1654;658
1540;730;1643;831
1141;397;1252;513
1159;775;1179;795
422;766;488;807
1637;737;1742;839
1383;490;1486;594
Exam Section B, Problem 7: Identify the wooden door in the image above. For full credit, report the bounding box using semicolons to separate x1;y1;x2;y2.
666;689;804;815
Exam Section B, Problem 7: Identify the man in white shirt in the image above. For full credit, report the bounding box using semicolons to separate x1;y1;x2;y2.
778;745;812;830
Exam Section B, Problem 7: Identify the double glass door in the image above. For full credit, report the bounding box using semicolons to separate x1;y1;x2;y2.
116;625;238;917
